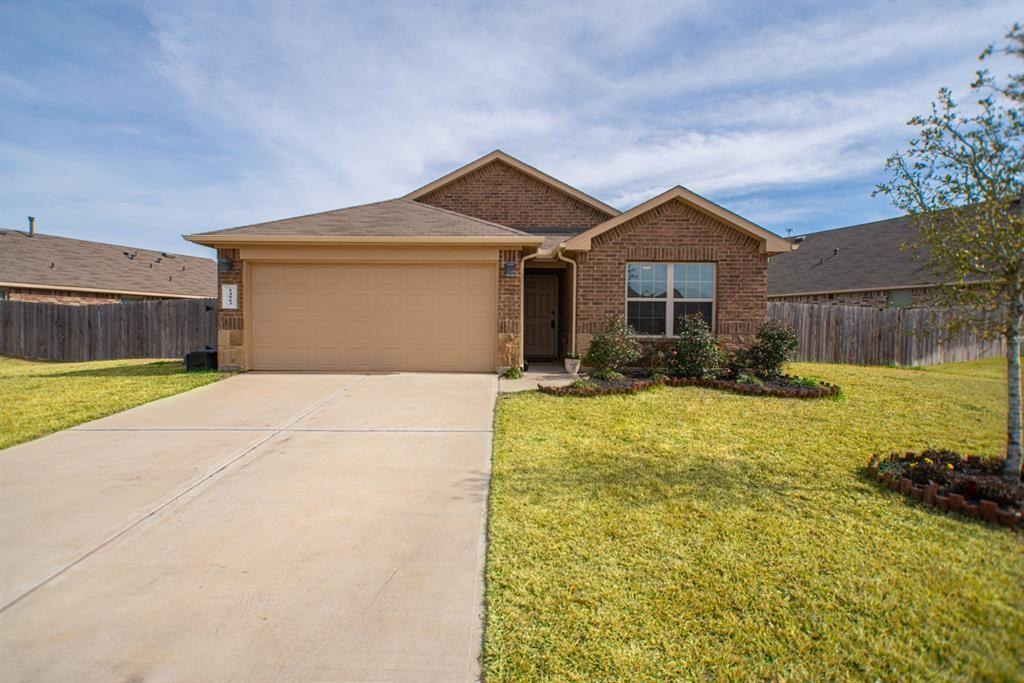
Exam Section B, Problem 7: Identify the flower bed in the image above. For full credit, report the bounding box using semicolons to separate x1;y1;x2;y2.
538;373;840;399
868;450;1022;528
664;375;841;399
538;376;662;397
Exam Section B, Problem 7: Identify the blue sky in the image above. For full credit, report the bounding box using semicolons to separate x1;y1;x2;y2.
1;1;1020;257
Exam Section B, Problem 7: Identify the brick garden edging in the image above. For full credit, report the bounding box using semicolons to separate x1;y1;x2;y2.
867;455;1022;529
663;375;841;399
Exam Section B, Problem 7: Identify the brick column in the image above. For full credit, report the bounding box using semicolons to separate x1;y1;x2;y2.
496;249;523;370
216;248;245;370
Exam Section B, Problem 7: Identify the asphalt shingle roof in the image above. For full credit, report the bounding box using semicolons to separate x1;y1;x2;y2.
0;230;216;297
189;198;534;238
768;214;943;295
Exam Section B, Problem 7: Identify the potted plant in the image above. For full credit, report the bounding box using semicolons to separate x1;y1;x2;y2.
564;351;581;375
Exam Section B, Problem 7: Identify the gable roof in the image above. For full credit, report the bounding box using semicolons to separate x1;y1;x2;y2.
0;229;216;298
768;214;945;296
562;186;793;255
185;198;543;246
404;150;620;218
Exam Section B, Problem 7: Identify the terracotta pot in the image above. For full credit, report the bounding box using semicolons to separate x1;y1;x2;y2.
962;502;979;518
948;493;964;512
979;500;999;524
924;484;938;506
899;478;913;494
935;495;949;511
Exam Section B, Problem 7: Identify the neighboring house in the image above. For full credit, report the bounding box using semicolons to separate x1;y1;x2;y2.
0;227;216;304
185;150;792;372
768;214;950;308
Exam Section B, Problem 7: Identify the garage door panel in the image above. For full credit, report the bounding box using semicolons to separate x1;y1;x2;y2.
251;263;496;372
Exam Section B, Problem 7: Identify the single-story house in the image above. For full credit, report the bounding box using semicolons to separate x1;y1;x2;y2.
768;214;949;308
0;224;216;304
185;150;793;372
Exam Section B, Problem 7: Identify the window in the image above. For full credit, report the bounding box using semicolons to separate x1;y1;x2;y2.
888;290;912;308
626;262;715;335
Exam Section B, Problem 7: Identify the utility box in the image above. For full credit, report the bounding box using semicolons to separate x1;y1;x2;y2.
185;349;218;372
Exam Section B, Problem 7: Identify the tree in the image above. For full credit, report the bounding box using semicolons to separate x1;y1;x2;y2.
874;25;1024;482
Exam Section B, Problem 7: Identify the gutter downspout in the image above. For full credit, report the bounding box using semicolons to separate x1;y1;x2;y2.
518;251;540;369
555;246;577;355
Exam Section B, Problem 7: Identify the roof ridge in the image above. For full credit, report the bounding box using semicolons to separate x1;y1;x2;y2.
395;198;531;236
794;213;912;238
0;229;211;262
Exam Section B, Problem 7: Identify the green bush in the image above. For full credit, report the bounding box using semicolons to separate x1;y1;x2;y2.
738;320;799;380
501;366;523;379
584;315;642;380
669;314;721;378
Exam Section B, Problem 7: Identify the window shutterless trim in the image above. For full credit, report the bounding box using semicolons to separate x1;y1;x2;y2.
624;262;716;335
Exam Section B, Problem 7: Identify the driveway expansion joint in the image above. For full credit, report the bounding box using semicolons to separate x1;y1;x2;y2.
1;374;370;613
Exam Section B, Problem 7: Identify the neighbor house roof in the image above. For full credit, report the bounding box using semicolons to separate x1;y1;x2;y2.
768;214;944;296
404;150;621;218
0;229;216;298
185;198;543;247
563;186;794;255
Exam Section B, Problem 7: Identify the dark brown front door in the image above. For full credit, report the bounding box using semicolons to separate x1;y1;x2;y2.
524;275;558;359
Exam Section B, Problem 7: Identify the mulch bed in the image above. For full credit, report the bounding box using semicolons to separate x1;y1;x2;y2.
663;375;841;398
538;376;662;397
868;449;1023;529
538;374;840;398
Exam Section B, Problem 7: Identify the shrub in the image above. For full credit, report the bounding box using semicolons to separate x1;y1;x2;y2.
735;372;764;386
669;314;721;378
565;351;581;360
742;320;798;380
790;376;820;389
583;315;642;380
500;366;523;379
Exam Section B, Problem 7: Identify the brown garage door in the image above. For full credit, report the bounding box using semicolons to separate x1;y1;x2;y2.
249;263;497;371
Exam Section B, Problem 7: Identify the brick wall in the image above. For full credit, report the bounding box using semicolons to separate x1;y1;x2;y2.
574;198;767;351
497;249;524;369
2;287;171;305
417;160;611;230
770;286;940;307
216;248;245;370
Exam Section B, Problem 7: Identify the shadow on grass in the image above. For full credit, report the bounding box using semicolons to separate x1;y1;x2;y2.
504;450;827;510
25;361;195;379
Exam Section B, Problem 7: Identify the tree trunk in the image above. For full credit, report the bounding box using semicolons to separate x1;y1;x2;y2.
1006;327;1023;482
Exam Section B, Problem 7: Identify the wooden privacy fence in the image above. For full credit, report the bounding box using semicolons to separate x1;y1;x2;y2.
0;299;218;362
768;301;1006;366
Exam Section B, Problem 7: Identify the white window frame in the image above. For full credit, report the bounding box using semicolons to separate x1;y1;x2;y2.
624;262;716;336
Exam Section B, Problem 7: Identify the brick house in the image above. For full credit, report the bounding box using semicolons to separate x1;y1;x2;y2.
0;227;216;304
185;150;793;372
768;214;957;308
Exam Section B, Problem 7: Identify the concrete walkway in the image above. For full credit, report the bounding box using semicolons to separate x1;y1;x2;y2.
0;372;495;682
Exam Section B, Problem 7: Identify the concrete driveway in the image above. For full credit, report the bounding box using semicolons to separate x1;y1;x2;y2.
0;372;496;682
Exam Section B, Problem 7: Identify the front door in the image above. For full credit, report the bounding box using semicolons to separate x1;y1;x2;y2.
524;275;557;359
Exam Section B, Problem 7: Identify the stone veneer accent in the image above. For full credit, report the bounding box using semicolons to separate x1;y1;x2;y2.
497;249;524;369
416;160;612;230
216;248;245;370
573;198;767;351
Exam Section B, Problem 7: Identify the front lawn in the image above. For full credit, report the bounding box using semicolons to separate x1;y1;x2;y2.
0;356;227;450
486;358;1023;681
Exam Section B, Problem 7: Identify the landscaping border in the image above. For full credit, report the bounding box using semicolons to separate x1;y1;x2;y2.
867;455;1021;529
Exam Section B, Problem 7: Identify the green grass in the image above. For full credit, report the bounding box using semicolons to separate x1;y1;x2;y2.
485;358;1023;681
0;356;227;450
